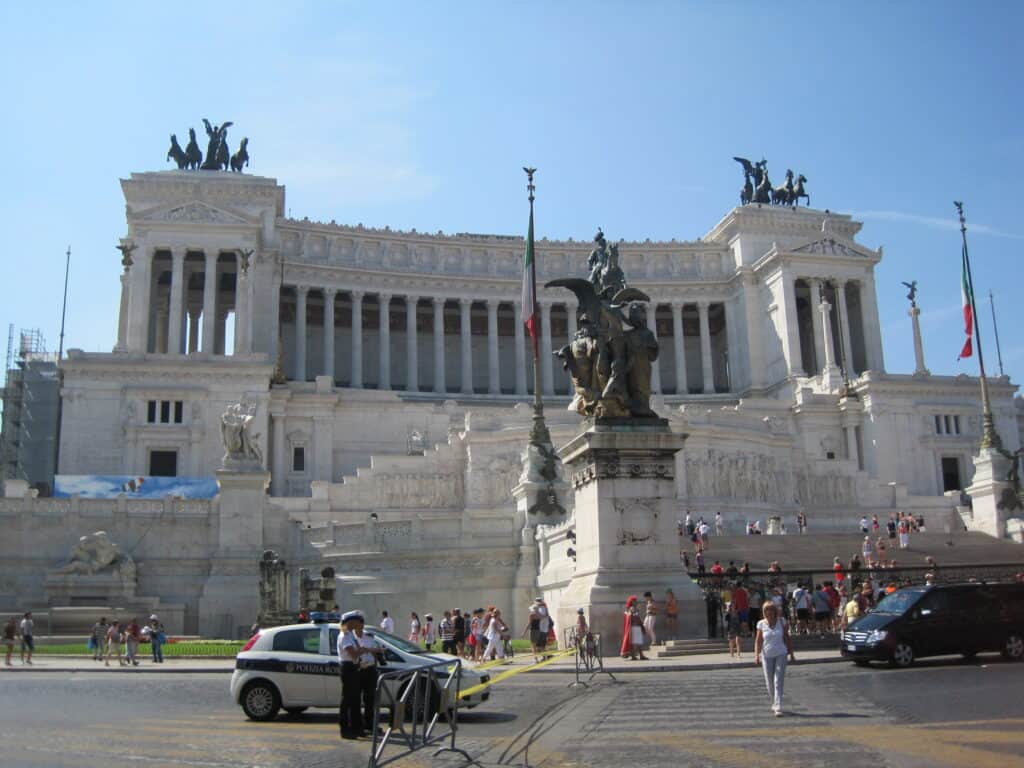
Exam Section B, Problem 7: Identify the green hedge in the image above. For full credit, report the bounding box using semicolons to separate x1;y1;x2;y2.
33;640;244;657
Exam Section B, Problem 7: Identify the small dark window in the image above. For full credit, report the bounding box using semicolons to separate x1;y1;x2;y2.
272;628;321;654
147;401;157;423
160;401;171;423
826;451;836;460
934;415;943;434
293;446;305;472
174;401;183;424
942;457;962;492
149;450;178;477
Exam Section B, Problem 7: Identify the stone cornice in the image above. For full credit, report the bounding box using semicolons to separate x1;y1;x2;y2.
703;204;862;243
122;171;284;212
61;351;274;382
852;371;1019;400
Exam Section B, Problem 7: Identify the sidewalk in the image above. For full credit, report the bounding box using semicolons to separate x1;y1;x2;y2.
1;648;846;675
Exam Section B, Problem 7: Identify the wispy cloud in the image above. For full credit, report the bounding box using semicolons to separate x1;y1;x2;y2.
849;210;1024;241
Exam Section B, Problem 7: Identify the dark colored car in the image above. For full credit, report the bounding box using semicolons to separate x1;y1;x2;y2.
840;582;1024;667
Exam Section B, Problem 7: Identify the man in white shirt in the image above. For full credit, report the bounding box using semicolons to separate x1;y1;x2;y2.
19;612;34;665
379;611;394;635
714;512;723;536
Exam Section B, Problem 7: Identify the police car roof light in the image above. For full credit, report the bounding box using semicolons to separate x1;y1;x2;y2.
309;611;339;624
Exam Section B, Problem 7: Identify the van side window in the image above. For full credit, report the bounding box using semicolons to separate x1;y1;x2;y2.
918;591;948;615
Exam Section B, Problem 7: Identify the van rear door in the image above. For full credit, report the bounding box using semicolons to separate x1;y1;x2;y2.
908;590;952;658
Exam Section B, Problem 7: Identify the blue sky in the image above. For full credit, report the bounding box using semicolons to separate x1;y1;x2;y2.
1;2;1021;388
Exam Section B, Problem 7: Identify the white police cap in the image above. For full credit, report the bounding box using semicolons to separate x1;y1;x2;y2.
340;610;364;623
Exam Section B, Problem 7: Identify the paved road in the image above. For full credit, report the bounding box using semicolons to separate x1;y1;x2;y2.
1;656;1023;767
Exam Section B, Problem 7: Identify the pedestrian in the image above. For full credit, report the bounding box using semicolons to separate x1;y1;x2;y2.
725;561;739;579
642;591;658;647
620;595;648;661
684;511;694;537
748;588;763;635
421;613;435;651
876;536;887;563
19;612;34;665
337;610;381;740
791;584;812;635
887;516;897;541
3;616;15;666
725;602;742;658
522;600;544;661
898;517;910;550
664;588;679;639
408;612;420;643
695;550;706;575
699;519;710;544
754;601;796;717
469;608;485;661
715;511;724;536
535;598;552;654
452;608;466;658
483;608;507;661
105;620;124;667
148;615;165;663
124;617;141;666
710;560;724;575
439;611;455;654
797;510;807;534
732;582;750;636
379;611;394;635
811;584;832;636
91;617;108;662
859;515;869;534
872;514;880;533
861;536;874;567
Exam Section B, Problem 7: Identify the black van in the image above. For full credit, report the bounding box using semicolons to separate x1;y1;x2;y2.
840;582;1024;667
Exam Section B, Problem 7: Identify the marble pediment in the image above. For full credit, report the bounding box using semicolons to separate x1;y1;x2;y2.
133;200;254;226
789;235;875;258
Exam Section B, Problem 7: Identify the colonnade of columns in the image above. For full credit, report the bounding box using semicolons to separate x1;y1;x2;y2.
281;287;730;397
789;276;869;378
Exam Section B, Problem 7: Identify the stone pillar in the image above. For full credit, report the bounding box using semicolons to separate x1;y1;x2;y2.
742;273;765;389
322;288;336;380
115;270;131;352
350;291;364;388
271;410;286;496
513;301;527;395
808;277;826;374
155;301;169;354
188;307;201;354
697;301;714;394
432;297;446;394
294;285;308;381
819;296;842;389
214;308;228;355
567;302;578;341
540;300;554;397
126;246;152;352
845;426;859;465
459;298;473;394
836;280;856;377
405;295;419;392
910;305;929;376
378;293;392;391
671;302;687;395
487;299;500;395
201;251;218;353
860;274;886;372
966;448;1016;540
780;271;804;375
234;266;248;355
649;303;662;394
167;248;186;354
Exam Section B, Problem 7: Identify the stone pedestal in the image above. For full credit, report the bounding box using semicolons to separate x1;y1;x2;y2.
554;421;704;643
199;470;270;637
966;448;1018;540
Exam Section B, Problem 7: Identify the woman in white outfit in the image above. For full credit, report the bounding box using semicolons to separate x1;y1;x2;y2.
754;601;795;716
483;609;507;660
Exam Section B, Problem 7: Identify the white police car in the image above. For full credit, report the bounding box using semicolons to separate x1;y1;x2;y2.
230;618;491;721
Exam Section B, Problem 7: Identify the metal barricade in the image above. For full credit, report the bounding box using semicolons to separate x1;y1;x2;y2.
563;629;616;688
367;657;479;768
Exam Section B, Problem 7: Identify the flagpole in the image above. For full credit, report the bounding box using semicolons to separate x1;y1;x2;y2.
955;201;1001;450
988;290;1005;377
524;167;550;446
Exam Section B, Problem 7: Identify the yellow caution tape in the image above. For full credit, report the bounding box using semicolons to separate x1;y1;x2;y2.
458;647;576;699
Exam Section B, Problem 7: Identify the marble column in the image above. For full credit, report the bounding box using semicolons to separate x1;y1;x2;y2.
459;298;474;394
780;271;804;375
214;308;228;355
155;301;169;354
649;303;662;394
860;276;885;372
845;426;859;466
910;305;929;375
819;296;842;389
808;277;826;374
322;288;336;380
294;285;308;381
271;410;286;496
432;297;446;394
167;248;186;354
487;299;500;395
742;273;765;389
378;293;392;390
567;302;578;341
187;307;201;353
126;246;151;352
233;265;248;355
540;301;554;397
405;295;419;392
671;302;687;395
201;251;218;353
513;301;527;395
697;301;714;394
115;270;130;352
350;291;364;388
836;280;856;377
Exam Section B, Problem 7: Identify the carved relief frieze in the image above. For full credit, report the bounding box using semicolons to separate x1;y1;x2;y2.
570;450;674;489
615;498;659;545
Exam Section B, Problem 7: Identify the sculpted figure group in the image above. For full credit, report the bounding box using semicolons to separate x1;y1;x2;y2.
732;157;809;207
166;119;250;172
548;229;660;420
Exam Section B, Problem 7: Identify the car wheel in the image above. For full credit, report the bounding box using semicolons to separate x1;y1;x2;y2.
241;680;281;721
890;642;914;668
283;706;308;716
1002;633;1024;661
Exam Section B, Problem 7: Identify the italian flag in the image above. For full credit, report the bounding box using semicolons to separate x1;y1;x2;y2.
522;205;538;354
958;242;973;359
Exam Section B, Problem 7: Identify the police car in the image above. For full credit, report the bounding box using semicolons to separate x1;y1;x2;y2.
230;615;491;721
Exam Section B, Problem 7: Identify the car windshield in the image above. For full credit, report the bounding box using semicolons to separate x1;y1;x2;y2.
367;627;426;654
873;588;926;614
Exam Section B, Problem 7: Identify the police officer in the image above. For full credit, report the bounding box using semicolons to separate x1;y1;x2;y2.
338;610;364;739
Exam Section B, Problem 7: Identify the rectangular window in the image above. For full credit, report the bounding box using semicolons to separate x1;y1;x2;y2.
953;415;961;435
292;446;305;472
174;401;183;424
934;415;943;435
147;400;157;423
941;456;962;492
160;401;171;424
272;628;321;654
149;450;178;477
944;415;952;435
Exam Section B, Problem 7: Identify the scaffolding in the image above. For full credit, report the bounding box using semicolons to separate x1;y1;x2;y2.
1;327;57;489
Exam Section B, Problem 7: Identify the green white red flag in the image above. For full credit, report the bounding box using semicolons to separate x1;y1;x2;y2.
522;205;538;354
958;239;973;359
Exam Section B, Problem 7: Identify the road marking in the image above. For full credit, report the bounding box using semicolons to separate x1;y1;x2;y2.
459;648;576;699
